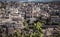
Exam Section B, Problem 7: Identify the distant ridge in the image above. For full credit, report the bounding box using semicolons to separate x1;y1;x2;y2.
0;0;60;2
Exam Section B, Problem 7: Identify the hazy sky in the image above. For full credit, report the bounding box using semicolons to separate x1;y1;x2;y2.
0;0;60;2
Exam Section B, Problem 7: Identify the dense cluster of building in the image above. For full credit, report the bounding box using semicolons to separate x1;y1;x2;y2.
0;1;60;37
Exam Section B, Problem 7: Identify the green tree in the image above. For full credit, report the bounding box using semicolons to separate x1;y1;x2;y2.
13;29;21;37
34;21;43;37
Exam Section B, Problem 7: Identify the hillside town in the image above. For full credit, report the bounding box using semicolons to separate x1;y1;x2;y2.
0;1;60;37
